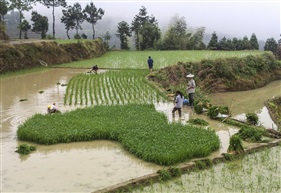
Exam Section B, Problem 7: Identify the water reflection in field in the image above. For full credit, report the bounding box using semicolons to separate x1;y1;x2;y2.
1;68;280;192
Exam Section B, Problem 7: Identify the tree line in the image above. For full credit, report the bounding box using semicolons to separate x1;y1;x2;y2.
0;0;280;56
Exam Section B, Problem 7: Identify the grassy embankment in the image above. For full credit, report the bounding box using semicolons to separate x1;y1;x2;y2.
0;38;106;74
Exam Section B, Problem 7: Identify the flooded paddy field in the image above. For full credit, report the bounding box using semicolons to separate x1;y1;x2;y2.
132;146;281;193
1;68;280;192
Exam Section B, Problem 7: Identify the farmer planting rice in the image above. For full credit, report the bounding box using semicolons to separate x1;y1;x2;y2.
47;103;58;114
172;90;184;118
90;65;98;74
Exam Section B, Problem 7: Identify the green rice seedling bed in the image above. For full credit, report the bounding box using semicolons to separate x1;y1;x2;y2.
55;50;265;69
17;104;220;165
64;69;168;106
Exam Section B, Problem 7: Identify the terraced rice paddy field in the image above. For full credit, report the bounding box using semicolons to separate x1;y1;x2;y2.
6;50;281;192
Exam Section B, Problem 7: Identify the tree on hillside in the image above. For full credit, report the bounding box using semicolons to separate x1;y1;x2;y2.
0;0;9;23
19;19;30;39
0;0;9;40
226;38;233;50
242;36;251;50
131;6;160;50
40;0;67;38
103;31;111;50
116;21;131;50
61;6;75;39
83;2;105;39
31;11;48;39
139;21;160;50
131;6;148;50
70;3;84;36
9;0;36;39
162;14;188;50
188;27;206;50
207;31;218;50
218;36;228;50
264;37;278;54
249;33;259;50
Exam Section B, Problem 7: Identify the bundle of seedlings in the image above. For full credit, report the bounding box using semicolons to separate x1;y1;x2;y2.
236;126;264;142
246;112;259;125
188;118;209;126
227;135;244;154
194;99;212;114
207;105;230;119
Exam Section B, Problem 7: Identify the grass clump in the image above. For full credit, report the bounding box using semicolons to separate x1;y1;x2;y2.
157;169;172;181
168;167;181;177
15;144;37;155
17;104;220;165
222;153;234;161
188;118;209;126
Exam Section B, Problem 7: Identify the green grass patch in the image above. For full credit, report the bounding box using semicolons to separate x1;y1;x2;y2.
17;104;220;165
54;39;94;44
55;50;265;69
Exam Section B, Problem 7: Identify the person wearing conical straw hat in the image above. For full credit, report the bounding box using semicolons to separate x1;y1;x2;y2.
186;73;196;108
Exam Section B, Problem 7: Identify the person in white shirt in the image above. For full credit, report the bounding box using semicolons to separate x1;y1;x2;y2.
172;91;184;118
186;73;196;107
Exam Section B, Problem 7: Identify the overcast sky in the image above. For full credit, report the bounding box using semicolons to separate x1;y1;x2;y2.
33;0;280;41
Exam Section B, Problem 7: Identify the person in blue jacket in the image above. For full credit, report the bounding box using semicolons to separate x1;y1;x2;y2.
147;56;153;73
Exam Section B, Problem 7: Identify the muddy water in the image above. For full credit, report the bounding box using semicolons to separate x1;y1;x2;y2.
1;68;280;192
209;80;281;129
1;69;162;193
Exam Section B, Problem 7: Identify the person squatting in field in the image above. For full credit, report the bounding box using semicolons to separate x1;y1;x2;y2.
47;103;58;114
186;73;196;107
90;65;98;74
172;91;184;118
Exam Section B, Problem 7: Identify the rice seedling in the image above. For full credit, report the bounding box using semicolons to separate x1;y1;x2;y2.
64;70;169;106
17;104;220;165
132;146;281;193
